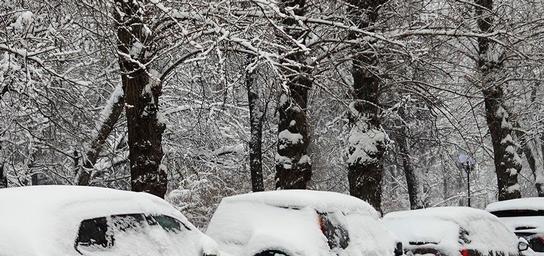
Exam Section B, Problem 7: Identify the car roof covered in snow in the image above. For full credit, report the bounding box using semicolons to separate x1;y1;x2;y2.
384;207;518;255
486;197;544;212
0;185;194;256
222;189;379;217
385;206;497;222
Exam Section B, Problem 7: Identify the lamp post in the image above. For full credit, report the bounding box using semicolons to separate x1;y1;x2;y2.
457;153;476;207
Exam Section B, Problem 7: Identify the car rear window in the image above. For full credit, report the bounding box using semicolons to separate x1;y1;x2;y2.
490;210;544;217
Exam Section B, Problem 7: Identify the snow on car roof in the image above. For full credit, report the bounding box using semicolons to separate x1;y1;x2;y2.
385;206;497;223
0;185;182;219
384;207;518;255
0;185;191;256
222;189;379;217
486;197;544;212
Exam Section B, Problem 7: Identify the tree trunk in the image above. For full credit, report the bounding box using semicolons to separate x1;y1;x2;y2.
275;0;312;189
346;0;387;212
525;138;544;196
0;163;7;188
76;87;125;186
515;128;544;196
114;0;167;198
397;107;424;209
247;61;265;192
476;0;522;200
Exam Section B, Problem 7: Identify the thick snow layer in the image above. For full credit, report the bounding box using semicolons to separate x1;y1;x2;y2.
384;207;519;256
221;190;379;217
486;197;544;212
0;185;216;256
206;190;395;256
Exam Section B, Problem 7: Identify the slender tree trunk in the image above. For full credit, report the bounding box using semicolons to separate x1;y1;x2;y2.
114;0;167;198
515;128;544;196
476;0;522;200
247;61;265;192
275;0;312;189
525;138;544;196
76;88;125;185
346;0;387;212
397;107;424;209
0;163;7;188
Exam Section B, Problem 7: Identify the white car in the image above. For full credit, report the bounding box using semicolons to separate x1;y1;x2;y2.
487;198;544;256
384;207;528;256
0;185;219;256
205;190;401;256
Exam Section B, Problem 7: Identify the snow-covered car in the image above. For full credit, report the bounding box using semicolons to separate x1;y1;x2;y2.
383;207;528;256
0;185;219;256
205;190;401;256
487;198;544;255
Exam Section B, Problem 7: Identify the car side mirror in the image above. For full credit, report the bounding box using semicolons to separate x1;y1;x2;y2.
518;238;529;252
395;242;404;256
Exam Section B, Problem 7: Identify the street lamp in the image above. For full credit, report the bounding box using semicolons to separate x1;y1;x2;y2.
457;153;476;207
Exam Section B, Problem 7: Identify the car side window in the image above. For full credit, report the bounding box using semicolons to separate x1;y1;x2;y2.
151;214;191;233
75;217;114;252
75;213;190;254
110;214;146;233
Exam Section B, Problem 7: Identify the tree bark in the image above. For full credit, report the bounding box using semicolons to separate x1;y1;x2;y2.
76;89;125;186
476;0;522;200
275;0;312;189
247;61;265;192
397;107;424;209
114;0;167;198
0;163;7;188
346;0;388;212
515;127;544;196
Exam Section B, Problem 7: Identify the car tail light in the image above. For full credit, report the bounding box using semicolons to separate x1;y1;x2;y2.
460;248;470;256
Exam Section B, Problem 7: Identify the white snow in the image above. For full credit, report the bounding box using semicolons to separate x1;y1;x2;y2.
347;127;386;166
384;207;519;256
206;190;395;256
222;190;379;216
0;185;217;256
278;129;303;149
299;154;311;165
130;41;144;57
9;11;33;31
486;197;544;212
94;84;124;135
506;184;521;193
